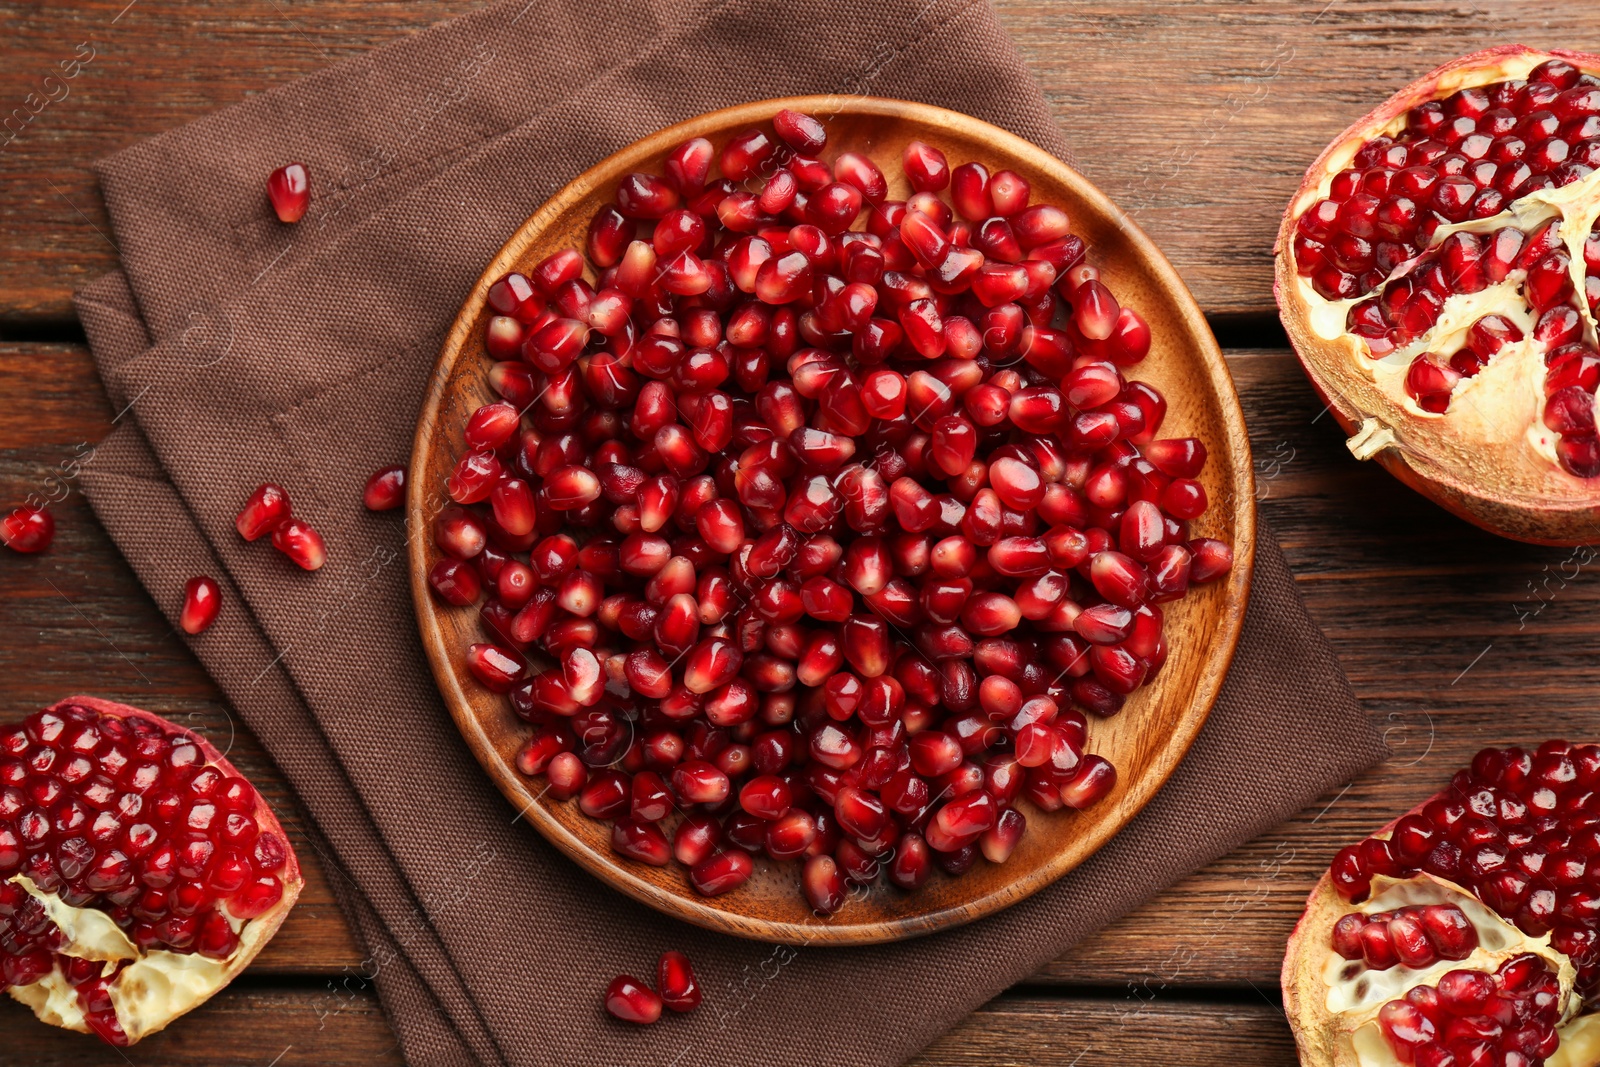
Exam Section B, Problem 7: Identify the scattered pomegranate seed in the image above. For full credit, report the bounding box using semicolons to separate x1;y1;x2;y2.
604;974;662;1024
1;506;54;553
266;163;310;224
179;575;222;634
235;484;291;541
363;465;406;510
656;950;701;1012
270;518;327;571
443;108;1232;913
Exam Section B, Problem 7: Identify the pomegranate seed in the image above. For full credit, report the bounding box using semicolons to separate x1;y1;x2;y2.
266;163;309;223
1060;755;1117;809
656;950;701;1012
802;854;847;914
362;465;406;511
604;975;662;1024
179;576;222;635
1;506;54;553
689;848;753;896
235;484;291;541
270;518;326;571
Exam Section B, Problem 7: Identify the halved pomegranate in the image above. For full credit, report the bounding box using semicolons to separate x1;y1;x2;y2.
1;697;302;1045
1276;47;1600;544
437;107;1235;914
1283;742;1600;1066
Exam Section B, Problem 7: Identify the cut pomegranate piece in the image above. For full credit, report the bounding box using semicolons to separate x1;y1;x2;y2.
431;105;1232;915
1284;740;1600;1067
1;697;302;1045
1278;47;1600;544
1;506;54;553
265;163;309;224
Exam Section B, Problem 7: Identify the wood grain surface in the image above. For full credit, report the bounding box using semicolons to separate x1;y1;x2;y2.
5;0;1600;1063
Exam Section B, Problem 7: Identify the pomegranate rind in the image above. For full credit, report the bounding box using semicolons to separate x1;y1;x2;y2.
1274;45;1600;545
4;696;303;1045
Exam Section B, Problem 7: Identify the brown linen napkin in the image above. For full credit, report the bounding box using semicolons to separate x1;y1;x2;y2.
70;0;1388;1063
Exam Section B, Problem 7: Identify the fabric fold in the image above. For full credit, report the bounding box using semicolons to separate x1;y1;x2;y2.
72;0;1387;1063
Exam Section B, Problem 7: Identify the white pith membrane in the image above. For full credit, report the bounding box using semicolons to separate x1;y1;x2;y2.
4;874;271;1044
1275;47;1600;542
1284;853;1600;1067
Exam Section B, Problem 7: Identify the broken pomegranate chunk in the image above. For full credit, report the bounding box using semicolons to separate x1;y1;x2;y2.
1284;740;1600;1067
1278;48;1600;543
439;106;1234;915
1;697;302;1045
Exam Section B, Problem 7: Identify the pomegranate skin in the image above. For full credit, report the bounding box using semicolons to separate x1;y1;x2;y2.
1276;45;1600;546
3;696;304;1045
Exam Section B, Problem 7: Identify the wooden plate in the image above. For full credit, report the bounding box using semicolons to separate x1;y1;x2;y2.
410;96;1256;945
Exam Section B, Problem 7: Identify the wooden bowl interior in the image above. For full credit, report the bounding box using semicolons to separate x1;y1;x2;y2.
410;96;1256;944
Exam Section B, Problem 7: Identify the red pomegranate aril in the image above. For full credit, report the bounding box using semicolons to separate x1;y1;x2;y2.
656;950;701;1013
1060;754;1116;809
266;163;309;223
0;504;54;554
362;465;406;511
270;518;326;571
179;576;222;635
466;643;522;692
1188;538;1234;583
235;484;291;541
690;848;754;896
605;974;663;1024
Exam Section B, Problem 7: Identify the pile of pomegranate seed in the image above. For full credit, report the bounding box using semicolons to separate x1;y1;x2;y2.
266;163;310;224
0;701;294;1044
1331;742;1600;994
1330;902;1478;970
235;482;326;571
178;575;221;635
1376;955;1563;1066
603;949;701;1024
1;505;55;554
435;108;1233;910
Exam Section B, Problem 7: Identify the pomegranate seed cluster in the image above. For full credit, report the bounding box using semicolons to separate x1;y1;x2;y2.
1331;743;1600;995
0;704;291;1043
604;949;701;1025
435;107;1233;910
234;482;327;570
1295;59;1600;300
1331;902;1478;971
1291;58;1600;477
1376;955;1563;1067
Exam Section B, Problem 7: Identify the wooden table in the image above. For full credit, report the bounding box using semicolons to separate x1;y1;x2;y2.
2;1;1596;1062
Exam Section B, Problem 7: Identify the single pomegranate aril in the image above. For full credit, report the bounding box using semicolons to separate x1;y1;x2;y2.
1;506;54;553
363;465;406;511
657;950;701;1012
604;975;663;1024
270;518;327;571
266;163;309;223
690;849;753;896
179;576;222;635
235;484;291;541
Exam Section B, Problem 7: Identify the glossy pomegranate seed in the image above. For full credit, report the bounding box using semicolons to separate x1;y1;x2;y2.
655;950;701;1012
270;518;327;571
266;163;309;223
1;506;54;553
604;974;663;1024
363;465;406;511
1060;754;1116;809
235;484;291;541
690;848;753;896
179;576;222;635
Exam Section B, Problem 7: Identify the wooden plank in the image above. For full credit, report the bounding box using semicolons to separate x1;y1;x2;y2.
5;0;1600;321
0;985;1297;1066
